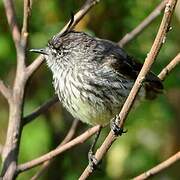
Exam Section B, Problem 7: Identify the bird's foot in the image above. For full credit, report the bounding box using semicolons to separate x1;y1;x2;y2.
88;149;101;172
87;126;102;171
111;116;127;136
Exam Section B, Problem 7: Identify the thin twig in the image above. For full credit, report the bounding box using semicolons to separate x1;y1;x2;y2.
21;0;32;50
23;96;59;125
60;119;79;146
57;0;100;36
158;53;180;81
118;0;167;47
134;151;180;180
0;80;12;102
26;0;101;79
2;0;21;48
16;0;32;67
79;0;178;179
17;125;100;173
26;55;44;79
31;119;79;180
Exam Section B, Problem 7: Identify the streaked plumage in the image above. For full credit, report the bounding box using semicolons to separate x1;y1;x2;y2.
31;31;163;125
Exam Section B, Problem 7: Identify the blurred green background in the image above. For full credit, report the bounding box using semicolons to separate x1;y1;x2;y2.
0;0;180;179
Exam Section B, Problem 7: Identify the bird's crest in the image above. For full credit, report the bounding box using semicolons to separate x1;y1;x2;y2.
48;13;75;49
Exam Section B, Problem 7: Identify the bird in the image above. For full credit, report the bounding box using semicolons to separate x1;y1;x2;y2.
30;29;163;127
30;17;163;168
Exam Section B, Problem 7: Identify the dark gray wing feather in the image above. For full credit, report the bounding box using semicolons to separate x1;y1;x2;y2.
97;39;163;99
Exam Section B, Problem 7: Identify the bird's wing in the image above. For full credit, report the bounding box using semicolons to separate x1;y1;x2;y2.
98;39;163;99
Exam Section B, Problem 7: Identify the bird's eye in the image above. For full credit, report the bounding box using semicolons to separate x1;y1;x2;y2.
49;48;56;57
54;42;61;49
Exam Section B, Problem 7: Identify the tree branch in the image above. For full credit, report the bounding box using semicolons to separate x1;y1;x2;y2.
158;53;180;81
0;80;12;102
57;0;100;36
26;0;101;79
2;0;21;49
79;0;178;179
1;0;32;179
21;0;32;50
26;55;44;79
16;125;100;173
23;96;59;125
59;119;79;146
31;119;79;180
118;0;167;47
16;0;32;68
134;151;180;180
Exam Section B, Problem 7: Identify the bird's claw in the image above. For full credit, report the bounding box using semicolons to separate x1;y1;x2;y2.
111;116;127;136
88;150;100;172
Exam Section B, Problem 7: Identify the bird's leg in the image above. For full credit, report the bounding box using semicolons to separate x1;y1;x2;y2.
111;115;127;136
88;126;102;171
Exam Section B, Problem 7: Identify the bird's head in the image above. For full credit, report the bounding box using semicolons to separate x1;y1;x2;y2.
30;13;78;70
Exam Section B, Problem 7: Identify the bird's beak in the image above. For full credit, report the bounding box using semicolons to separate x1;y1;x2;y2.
29;48;48;55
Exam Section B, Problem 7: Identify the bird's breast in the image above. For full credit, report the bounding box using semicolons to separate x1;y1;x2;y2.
52;67;145;125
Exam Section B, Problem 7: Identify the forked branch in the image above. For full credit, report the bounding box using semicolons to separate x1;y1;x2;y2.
1;0;32;179
1;0;101;179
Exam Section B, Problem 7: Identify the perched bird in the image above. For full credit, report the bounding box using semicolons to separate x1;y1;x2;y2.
30;16;163;170
30;30;163;127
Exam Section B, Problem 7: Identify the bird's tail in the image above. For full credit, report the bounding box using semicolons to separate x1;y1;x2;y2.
144;72;163;100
